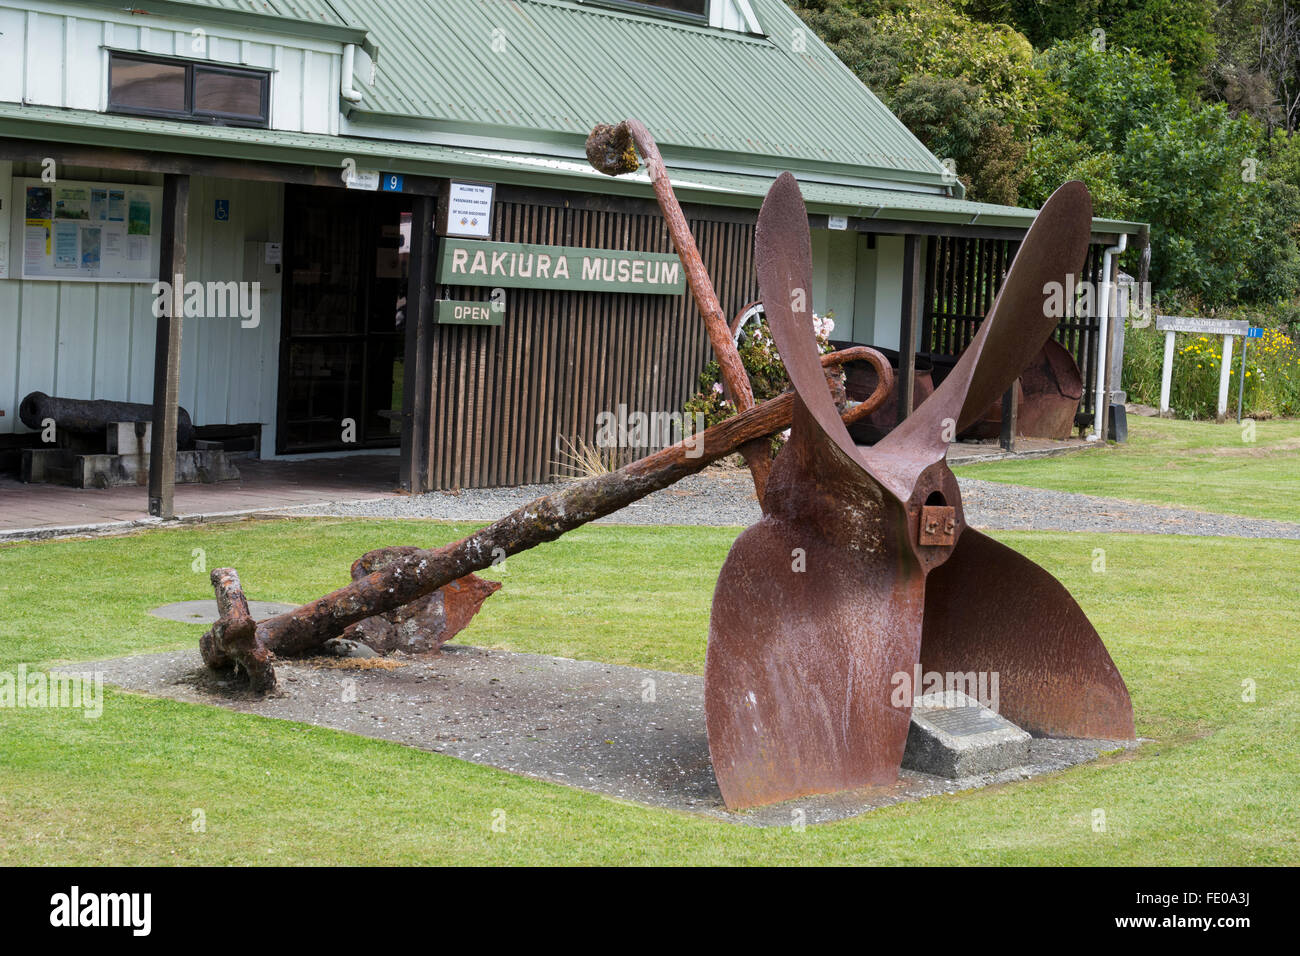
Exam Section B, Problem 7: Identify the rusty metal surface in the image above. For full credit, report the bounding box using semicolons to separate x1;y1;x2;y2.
588;120;772;502
918;505;956;547
200;347;894;686
839;348;936;444
343;547;502;654
824;347;894;427
706;175;1133;810
707;172;959;808
959;339;1082;441
921;529;1134;739
871;180;1094;493
1015;339;1085;440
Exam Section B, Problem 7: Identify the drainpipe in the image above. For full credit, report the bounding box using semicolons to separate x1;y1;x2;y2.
1087;233;1127;441
341;44;363;104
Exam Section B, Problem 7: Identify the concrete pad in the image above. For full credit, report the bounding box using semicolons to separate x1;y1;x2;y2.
148;600;300;625
76;646;1137;827
902;690;1031;778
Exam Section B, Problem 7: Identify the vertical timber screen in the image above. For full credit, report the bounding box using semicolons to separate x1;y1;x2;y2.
427;199;757;490
922;235;1107;409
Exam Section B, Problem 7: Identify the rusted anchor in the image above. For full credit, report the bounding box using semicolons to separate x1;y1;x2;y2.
706;174;1135;809
587;119;774;503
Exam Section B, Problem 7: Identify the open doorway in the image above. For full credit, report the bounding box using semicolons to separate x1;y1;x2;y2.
276;184;412;454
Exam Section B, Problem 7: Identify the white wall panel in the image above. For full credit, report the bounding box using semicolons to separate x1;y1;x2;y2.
0;282;19;427
24;12;65;107
0;1;344;134
68;17;103;111
0;7;23;101
0;168;283;437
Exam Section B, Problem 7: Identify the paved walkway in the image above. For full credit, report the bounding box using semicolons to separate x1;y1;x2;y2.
0;439;1084;538
0;455;400;538
11;436;1289;542
282;469;1300;539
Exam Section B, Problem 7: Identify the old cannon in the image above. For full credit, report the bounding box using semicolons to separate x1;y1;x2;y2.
19;390;196;449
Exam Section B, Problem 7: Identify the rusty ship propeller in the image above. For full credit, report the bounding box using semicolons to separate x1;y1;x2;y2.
705;173;1135;810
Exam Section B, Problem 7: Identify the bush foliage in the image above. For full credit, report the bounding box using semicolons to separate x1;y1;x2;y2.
785;0;1300;420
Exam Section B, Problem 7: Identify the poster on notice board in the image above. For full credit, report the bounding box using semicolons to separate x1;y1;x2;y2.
9;177;162;282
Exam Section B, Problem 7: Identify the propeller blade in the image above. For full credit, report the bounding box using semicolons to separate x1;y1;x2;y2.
705;173;1129;813
919;528;1135;740
874;181;1093;468
755;172;913;501
706;397;927;808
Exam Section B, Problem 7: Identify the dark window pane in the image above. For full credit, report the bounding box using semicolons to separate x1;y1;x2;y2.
632;0;708;15
194;68;265;119
110;58;187;112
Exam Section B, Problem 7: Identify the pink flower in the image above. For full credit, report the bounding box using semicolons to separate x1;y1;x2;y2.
711;382;724;395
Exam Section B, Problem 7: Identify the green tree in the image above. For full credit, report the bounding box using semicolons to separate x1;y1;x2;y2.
1034;39;1180;152
1001;0;1102;48
873;0;1041;132
890;76;1027;203
973;1;1215;91
1019;133;1135;219
1122;102;1297;303
1102;0;1215;93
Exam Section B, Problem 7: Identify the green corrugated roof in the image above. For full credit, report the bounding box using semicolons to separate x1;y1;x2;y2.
325;0;948;188
19;1;1146;234
176;0;350;25
70;0;370;46
70;0;946;186
0;103;1143;235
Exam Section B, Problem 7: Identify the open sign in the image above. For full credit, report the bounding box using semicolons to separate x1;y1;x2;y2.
436;299;503;326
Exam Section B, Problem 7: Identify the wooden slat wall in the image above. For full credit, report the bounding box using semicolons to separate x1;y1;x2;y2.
922;235;1105;402
426;201;757;490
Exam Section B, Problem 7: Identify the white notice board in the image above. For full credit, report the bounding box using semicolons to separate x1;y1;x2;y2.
445;180;494;238
9;177;163;282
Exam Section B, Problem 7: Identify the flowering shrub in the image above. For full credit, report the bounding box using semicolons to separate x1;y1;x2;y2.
683;312;835;451
1124;324;1300;419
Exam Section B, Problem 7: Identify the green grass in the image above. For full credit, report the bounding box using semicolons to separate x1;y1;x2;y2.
954;415;1300;523
1;519;1296;864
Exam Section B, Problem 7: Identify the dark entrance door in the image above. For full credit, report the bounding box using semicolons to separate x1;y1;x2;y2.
277;185;412;453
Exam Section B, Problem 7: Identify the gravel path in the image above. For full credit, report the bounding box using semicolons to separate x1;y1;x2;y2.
278;467;1300;539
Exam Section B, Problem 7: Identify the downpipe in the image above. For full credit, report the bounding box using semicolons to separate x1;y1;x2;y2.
1087;233;1127;441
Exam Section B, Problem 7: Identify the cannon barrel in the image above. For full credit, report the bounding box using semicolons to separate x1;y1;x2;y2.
18;391;195;449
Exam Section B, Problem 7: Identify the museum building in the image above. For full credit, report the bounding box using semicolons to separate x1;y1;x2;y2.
0;0;1144;508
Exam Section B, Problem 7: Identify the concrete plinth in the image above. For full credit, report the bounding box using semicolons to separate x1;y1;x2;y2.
903;690;1031;778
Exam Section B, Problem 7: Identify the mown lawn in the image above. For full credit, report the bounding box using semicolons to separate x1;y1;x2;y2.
0;519;1295;864
953;416;1300;523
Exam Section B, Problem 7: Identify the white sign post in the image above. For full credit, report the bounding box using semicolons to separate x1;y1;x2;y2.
1154;316;1249;421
